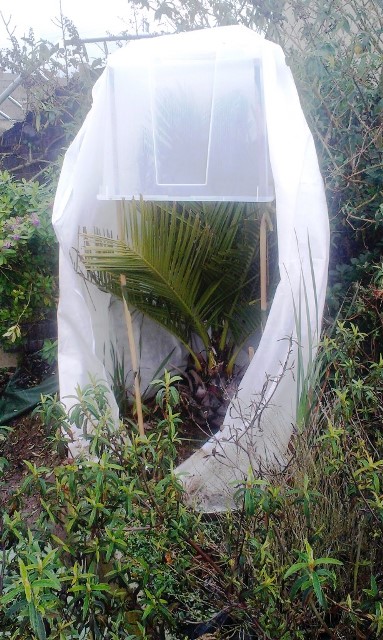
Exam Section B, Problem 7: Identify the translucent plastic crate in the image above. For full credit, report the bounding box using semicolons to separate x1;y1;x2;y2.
99;32;274;202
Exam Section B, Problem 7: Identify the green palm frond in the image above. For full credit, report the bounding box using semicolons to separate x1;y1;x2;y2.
79;199;268;371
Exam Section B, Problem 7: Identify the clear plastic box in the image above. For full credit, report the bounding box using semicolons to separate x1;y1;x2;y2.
99;31;274;202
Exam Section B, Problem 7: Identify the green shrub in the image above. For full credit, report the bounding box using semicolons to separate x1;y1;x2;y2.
1;314;383;639
0;171;58;348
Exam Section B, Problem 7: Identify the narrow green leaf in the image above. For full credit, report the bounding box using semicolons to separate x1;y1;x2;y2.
32;578;61;590
29;602;47;640
284;562;309;579
19;559;32;603
311;571;326;608
0;585;24;605
18;558;28;582
91;583;112;592
290;574;310;599
314;557;343;566
51;534;71;553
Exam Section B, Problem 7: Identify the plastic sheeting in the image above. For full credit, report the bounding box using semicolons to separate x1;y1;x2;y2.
0;371;58;424
52;25;329;509
98;30;274;202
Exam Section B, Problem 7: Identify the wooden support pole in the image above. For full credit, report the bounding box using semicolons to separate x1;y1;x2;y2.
260;213;268;315
118;201;145;437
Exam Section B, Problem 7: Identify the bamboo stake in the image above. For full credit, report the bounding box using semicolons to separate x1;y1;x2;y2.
260;213;268;316
260;211;273;329
117;200;145;437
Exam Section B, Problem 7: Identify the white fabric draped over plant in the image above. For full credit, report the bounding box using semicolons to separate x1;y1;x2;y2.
52;25;329;510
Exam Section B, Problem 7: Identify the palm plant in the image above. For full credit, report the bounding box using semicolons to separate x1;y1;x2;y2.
78;199;271;375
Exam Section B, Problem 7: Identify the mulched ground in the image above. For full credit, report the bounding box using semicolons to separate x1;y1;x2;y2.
10;352;54;390
0;351;61;517
0;412;63;523
2;412;60;471
0;366;15;393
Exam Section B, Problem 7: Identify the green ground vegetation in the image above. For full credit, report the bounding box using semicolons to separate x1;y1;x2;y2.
0;307;383;638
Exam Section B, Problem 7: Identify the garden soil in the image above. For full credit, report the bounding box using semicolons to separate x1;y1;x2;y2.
0;412;63;524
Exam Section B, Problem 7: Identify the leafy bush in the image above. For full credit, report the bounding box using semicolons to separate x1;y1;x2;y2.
276;1;383;309
1;306;383;639
0;171;58;347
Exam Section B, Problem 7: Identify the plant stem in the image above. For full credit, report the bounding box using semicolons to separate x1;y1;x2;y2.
353;523;363;598
309;600;337;640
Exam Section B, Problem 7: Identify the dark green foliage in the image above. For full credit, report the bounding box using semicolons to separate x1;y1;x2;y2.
1;300;383;639
278;1;383;307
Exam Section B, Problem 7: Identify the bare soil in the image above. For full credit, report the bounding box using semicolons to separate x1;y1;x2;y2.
0;412;62;524
0;353;61;517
